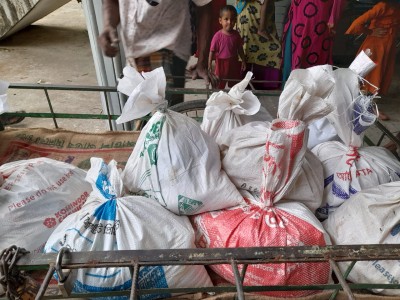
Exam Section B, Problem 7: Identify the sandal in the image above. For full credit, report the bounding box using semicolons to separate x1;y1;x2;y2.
0;111;26;125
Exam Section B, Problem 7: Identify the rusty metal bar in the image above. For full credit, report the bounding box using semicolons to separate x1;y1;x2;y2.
363;135;375;147
231;260;244;300
35;264;55;300
129;262;139;300
8;83;282;97
14;245;400;270
8;83;117;91
43;88;58;128
329;259;355;300
6;244;399;298
374;120;400;148
166;87;280;97
102;91;114;131
377;133;386;146
240;264;248;284
248;81;256;91
329;261;357;300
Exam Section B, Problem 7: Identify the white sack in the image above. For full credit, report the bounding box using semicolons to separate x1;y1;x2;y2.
45;158;212;296
218;65;335;212
307;51;377;150
323;182;400;296
277;65;335;122
116;66;167;123
349;50;376;78
307;117;340;149
313;141;400;217
201;72;262;140
312;69;400;218
122;109;244;215
117;67;244;215
241;105;273;123
219;122;324;212
325;68;373;147
0;158;92;252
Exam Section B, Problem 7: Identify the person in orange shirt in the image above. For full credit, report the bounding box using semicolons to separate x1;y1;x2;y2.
346;0;400;120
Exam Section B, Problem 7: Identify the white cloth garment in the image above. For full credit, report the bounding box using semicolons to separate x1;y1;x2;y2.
119;0;211;61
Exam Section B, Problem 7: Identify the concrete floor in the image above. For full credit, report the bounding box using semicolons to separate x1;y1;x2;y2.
0;1;399;144
0;1;104;131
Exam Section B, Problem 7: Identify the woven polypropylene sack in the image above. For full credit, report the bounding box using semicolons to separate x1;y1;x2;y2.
323;181;400;296
45;158;212;297
122;110;244;215
193;118;331;298
0;157;92;252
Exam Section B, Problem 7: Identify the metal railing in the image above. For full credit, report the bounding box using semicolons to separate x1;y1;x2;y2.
2;82;400;152
1;83;400;299
0;81;281;131
2;245;400;299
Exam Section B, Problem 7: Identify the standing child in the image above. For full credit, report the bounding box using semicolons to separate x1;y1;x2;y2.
208;5;247;89
346;0;400;120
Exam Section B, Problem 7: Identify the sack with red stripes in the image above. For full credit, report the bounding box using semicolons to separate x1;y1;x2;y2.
193;117;332;297
192;66;336;297
218;65;335;212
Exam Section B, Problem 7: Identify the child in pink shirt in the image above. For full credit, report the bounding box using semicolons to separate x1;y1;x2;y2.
208;5;247;89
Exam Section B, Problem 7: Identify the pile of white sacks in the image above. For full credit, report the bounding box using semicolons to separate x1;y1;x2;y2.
1;52;400;298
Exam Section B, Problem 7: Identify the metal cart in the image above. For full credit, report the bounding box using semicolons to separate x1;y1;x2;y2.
1;81;400;300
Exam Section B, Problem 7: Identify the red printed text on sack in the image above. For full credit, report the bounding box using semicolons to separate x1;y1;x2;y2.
336;168;373;181
8;169;78;212
3;163;35;191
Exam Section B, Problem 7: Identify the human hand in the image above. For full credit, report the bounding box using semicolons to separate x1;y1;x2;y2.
371;28;387;38
98;26;119;57
188;63;219;89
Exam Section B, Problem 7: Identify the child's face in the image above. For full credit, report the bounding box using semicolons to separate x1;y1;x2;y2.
219;10;237;32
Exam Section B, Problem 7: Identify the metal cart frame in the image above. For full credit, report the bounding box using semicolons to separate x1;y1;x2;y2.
1;82;399;150
1;82;400;300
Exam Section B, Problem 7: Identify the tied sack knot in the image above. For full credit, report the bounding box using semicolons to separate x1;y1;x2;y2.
260;188;275;208
345;146;360;166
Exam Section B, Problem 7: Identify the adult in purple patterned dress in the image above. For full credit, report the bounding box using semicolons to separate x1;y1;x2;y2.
282;0;345;81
